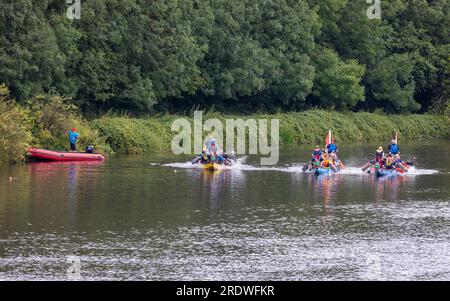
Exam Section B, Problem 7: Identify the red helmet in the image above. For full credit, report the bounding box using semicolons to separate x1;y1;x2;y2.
71;128;77;132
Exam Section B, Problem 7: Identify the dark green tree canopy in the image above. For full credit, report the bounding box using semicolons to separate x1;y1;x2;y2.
0;0;448;114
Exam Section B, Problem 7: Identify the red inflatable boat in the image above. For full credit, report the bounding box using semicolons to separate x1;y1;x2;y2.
28;148;105;161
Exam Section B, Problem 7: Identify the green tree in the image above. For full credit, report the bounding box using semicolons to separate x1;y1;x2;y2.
312;48;366;109
368;54;420;112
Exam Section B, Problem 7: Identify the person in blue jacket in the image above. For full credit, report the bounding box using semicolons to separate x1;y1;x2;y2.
326;139;338;154
69;128;80;151
388;139;400;155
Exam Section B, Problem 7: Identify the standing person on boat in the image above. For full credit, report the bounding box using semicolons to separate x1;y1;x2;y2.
68;128;80;152
326;139;338;154
388;139;400;155
206;137;222;155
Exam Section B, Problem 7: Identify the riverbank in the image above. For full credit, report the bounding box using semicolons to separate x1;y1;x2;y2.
93;111;450;154
1;83;449;162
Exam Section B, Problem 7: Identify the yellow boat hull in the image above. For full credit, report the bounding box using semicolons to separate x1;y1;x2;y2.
201;163;222;171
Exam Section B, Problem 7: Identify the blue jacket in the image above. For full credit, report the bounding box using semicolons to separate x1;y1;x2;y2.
327;143;337;153
69;130;79;144
388;143;399;154
312;149;322;156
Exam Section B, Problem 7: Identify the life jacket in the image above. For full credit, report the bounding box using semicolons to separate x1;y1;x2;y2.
327;143;337;153
312;148;322;160
200;154;209;163
375;151;383;163
389;143;399;154
322;159;330;167
384;158;394;169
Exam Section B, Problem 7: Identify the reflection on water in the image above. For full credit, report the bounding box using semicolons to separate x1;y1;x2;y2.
0;141;449;280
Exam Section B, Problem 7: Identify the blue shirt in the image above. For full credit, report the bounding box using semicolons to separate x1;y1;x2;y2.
327;143;337;152
388;143;399;154
312;149;322;156
69;130;79;144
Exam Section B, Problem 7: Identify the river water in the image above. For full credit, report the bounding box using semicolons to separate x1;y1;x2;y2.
0;140;449;280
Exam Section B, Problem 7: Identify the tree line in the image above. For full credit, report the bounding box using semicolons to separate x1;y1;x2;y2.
0;0;448;115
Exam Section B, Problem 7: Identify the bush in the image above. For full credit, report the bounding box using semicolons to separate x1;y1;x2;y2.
0;85;32;163
1;85;111;163
91;110;449;154
92;116;173;153
27;94;111;154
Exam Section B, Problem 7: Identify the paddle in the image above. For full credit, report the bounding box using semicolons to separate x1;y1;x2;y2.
330;164;338;173
302;163;309;171
361;162;371;172
395;167;405;174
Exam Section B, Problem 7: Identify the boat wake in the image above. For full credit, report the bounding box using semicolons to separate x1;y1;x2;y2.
403;166;439;175
161;157;283;172
156;160;440;176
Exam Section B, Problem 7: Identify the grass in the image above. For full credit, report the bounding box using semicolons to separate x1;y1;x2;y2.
91;110;450;154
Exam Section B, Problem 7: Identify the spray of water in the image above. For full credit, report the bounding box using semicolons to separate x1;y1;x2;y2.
157;159;440;176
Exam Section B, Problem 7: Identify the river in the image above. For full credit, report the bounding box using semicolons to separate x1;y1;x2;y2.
0;140;449;280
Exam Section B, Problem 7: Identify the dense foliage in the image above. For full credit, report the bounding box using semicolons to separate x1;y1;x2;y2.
92;111;450;154
1;81;448;163
0;84;109;163
0;0;448;114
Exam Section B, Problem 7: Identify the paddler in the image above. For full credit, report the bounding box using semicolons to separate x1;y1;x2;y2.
307;145;323;170
312;145;322;161
362;146;384;172
320;154;334;169
382;153;397;170
388;139;400;155
200;151;210;164
217;152;225;164
206;137;222;155
192;149;210;164
326;138;338;154
312;145;323;164
375;146;384;164
68;128;80;152
329;152;341;170
209;151;217;163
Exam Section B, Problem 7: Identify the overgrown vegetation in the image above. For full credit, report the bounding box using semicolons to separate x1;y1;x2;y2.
1;80;448;162
92;117;172;154
0;85;32;162
0;85;110;163
92;111;450;154
0;1;449;162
